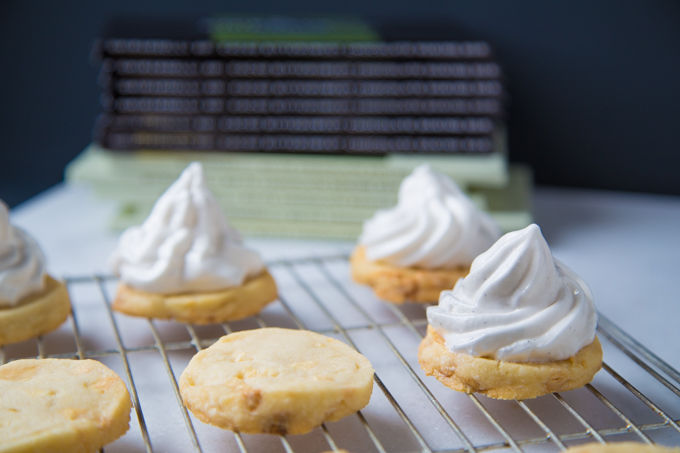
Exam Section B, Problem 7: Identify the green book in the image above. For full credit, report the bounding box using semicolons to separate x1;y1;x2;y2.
66;140;530;239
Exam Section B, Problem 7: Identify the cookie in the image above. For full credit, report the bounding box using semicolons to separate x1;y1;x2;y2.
179;328;374;435
418;326;603;400
112;270;277;324
350;246;467;304
0;358;132;453
0;275;71;346
566;442;680;452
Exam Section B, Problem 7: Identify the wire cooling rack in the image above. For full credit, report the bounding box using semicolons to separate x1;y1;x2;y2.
2;255;679;452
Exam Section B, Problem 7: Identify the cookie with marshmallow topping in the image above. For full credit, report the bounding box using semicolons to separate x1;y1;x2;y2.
0;200;71;346
350;164;501;303
418;224;602;399
110;162;277;324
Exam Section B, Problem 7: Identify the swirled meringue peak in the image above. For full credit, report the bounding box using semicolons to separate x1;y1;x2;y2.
110;162;265;294
427;224;597;362
0;200;46;306
359;163;501;269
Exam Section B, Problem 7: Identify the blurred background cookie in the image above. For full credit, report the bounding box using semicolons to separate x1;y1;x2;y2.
0;201;71;346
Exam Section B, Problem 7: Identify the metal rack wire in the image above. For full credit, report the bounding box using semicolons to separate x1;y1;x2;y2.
2;255;679;452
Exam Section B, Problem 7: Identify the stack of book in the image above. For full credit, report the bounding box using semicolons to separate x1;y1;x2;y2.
67;18;531;239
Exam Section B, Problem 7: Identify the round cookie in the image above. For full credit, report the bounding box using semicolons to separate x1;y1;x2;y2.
0;358;132;453
112;270;277;324
566;442;680;452
418;326;603;400
350;246;467;304
0;275;71;346
179;328;374;435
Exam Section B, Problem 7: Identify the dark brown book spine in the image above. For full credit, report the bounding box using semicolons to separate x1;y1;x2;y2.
101;114;495;135
94;38;506;155
103;132;494;154
111;78;502;99
106;96;502;116
108;59;500;80
101;39;493;60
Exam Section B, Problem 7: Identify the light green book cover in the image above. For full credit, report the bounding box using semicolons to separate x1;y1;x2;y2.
66;141;529;239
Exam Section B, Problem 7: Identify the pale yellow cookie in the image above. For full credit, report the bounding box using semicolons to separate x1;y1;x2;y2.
566;442;680;452
350;246;467;304
0;275;71;346
0;358;132;453
418;326;603;400
112;270;277;324
179;328;374;435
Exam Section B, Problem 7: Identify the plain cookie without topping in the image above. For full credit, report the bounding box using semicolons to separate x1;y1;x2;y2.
0;358;132;453
179;328;374;435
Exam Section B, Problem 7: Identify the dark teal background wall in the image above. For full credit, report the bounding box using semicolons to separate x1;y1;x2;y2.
1;1;679;207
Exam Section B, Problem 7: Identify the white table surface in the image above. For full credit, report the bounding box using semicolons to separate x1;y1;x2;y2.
10;183;680;371
7;182;680;451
